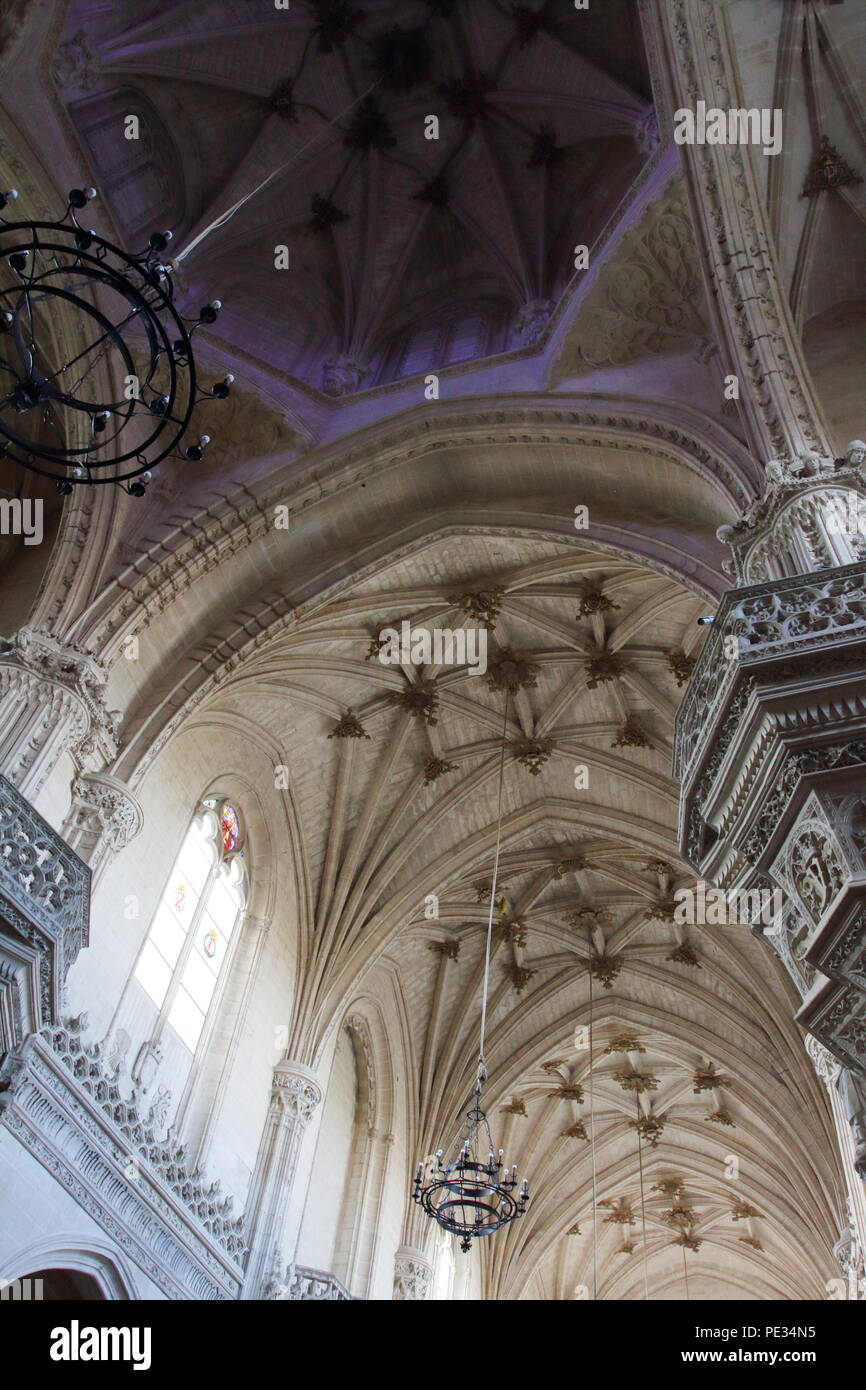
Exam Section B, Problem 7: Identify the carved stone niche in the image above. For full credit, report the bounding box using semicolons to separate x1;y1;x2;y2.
0;775;89;1058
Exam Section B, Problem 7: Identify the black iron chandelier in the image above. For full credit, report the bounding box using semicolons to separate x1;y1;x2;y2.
0;186;230;495
412;696;530;1253
412;1071;529;1254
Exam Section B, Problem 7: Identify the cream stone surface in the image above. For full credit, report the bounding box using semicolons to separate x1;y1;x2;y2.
0;0;864;1304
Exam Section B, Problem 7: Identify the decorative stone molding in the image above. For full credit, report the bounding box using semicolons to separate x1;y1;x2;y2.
836;1067;866;1181
392;1245;433;1301
802;980;866;1075
0;1018;245;1299
674;563;866;799
322;356;364;397
60;773;143;872
53;27;100;89
550;182;707;375
0;775;89;1055
0;627;120;798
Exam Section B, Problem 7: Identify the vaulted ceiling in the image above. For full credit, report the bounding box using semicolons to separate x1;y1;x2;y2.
175;529;841;1299
56;0;652;396
0;0;856;1300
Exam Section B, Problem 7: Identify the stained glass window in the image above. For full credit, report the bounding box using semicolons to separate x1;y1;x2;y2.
220;803;240;855
133;798;247;1053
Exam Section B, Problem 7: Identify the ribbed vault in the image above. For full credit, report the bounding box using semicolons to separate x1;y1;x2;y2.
147;526;843;1298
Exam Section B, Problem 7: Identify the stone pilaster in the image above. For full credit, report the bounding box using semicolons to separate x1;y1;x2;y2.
242;1059;322;1299
392;1244;433;1301
644;0;835;465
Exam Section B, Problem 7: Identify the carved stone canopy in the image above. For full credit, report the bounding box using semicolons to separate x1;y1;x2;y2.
715;451;866;583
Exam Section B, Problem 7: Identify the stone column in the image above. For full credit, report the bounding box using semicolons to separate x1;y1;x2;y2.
392;1244;433;1301
242;1059;322;1299
642;0;835;467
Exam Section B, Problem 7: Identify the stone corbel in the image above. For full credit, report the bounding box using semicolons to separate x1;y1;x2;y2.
0;627;120;801
60;772;143;875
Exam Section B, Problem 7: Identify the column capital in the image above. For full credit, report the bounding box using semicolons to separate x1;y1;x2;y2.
393;1244;434;1301
270;1059;322;1125
806;1034;842;1090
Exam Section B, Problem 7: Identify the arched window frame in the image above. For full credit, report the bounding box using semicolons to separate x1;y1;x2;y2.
132;797;248;1058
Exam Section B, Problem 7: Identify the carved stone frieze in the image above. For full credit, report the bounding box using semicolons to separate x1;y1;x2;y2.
270;1061;323;1125
267;1261;352;1300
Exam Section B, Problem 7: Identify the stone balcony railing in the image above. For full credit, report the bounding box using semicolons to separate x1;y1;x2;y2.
0;773;90;1052
674;562;866;796
269;1264;353;1300
0;1016;247;1299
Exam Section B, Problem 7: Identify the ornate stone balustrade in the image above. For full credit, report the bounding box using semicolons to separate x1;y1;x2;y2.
0;774;90;1052
675;563;866;793
0;1016;246;1300
269;1264;353;1300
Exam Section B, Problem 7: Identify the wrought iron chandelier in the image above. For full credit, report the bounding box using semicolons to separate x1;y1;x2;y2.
0;186;231;495
412;696;530;1252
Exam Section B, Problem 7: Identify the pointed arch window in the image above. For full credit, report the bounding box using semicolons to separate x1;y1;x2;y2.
134;798;247;1053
